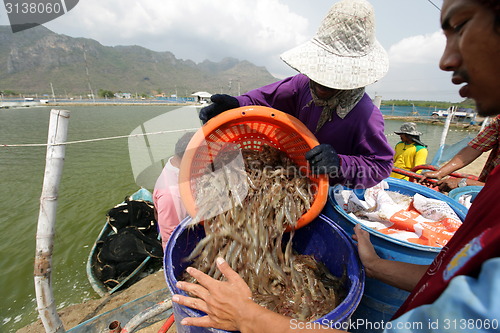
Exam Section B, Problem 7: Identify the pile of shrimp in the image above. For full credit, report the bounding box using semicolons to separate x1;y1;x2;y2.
183;145;346;321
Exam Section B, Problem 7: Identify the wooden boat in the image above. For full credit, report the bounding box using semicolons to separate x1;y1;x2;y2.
86;188;163;297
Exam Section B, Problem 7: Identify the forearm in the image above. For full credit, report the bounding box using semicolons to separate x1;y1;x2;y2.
461;178;485;186
364;258;429;292
239;301;345;333
435;146;482;177
238;302;290;333
354;224;428;299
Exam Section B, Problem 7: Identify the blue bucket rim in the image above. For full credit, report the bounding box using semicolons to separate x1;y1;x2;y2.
164;214;365;326
448;185;483;201
328;177;468;253
128;187;153;202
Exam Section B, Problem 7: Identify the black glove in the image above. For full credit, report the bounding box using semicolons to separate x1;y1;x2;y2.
199;94;239;124
305;144;341;176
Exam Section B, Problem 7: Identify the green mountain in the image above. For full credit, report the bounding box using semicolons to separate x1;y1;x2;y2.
0;25;278;97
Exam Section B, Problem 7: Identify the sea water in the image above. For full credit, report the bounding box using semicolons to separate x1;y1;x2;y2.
0;104;478;332
0;105;197;332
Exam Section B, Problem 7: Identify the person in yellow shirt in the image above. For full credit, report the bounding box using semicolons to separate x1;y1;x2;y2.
390;122;428;180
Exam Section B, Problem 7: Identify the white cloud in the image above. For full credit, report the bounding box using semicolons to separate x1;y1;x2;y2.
366;31;463;102
1;0;462;101
44;0;309;69
388;30;445;65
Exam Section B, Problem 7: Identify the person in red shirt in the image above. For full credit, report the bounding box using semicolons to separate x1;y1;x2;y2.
172;0;500;332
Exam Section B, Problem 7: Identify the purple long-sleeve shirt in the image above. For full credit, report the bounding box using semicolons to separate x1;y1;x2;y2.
236;74;394;188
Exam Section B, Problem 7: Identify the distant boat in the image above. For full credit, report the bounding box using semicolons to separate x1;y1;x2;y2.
432;106;476;119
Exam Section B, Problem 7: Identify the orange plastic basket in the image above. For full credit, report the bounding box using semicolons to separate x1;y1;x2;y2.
179;105;329;230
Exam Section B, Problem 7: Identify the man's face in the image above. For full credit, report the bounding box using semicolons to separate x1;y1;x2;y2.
440;0;500;116
400;134;413;144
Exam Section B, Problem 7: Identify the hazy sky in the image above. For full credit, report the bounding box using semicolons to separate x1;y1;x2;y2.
1;0;462;102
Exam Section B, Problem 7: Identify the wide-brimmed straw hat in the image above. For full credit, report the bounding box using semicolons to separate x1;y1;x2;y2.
280;0;389;90
394;122;422;136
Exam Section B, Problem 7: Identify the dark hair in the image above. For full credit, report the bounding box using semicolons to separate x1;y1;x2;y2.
175;131;195;158
476;0;500;29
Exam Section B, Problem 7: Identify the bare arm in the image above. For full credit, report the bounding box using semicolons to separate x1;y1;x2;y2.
434;176;485;192
172;258;346;333
352;224;428;292
423;146;482;180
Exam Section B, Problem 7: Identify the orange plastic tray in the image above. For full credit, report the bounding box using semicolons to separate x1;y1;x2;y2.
179;105;329;230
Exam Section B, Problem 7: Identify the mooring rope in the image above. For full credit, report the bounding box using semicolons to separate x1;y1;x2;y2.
2;125;478;147
0;128;199;148
426;0;441;11
1;126;478;146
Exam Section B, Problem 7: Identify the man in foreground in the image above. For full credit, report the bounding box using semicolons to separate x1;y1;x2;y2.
173;0;500;332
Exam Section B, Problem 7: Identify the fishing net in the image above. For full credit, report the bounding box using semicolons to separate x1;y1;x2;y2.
430;135;475;167
93;199;162;289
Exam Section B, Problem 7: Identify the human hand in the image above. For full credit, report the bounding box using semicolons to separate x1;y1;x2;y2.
421;170;444;180
199;94;239;124
352;224;381;278
305;144;341;176
436;177;461;192
172;257;254;331
418;171;443;187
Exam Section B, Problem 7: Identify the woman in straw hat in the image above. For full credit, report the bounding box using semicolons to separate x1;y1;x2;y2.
199;0;393;189
390;122;428;180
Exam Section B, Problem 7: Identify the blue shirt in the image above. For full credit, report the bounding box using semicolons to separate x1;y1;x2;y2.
385;257;500;332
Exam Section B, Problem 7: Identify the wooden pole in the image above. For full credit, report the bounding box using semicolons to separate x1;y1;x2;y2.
440;106;456;147
480;116;490;132
34;109;70;333
431;106;456;166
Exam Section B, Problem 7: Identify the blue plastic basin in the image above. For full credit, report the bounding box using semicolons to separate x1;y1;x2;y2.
164;214;365;332
448;185;483;207
322;177;468;332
